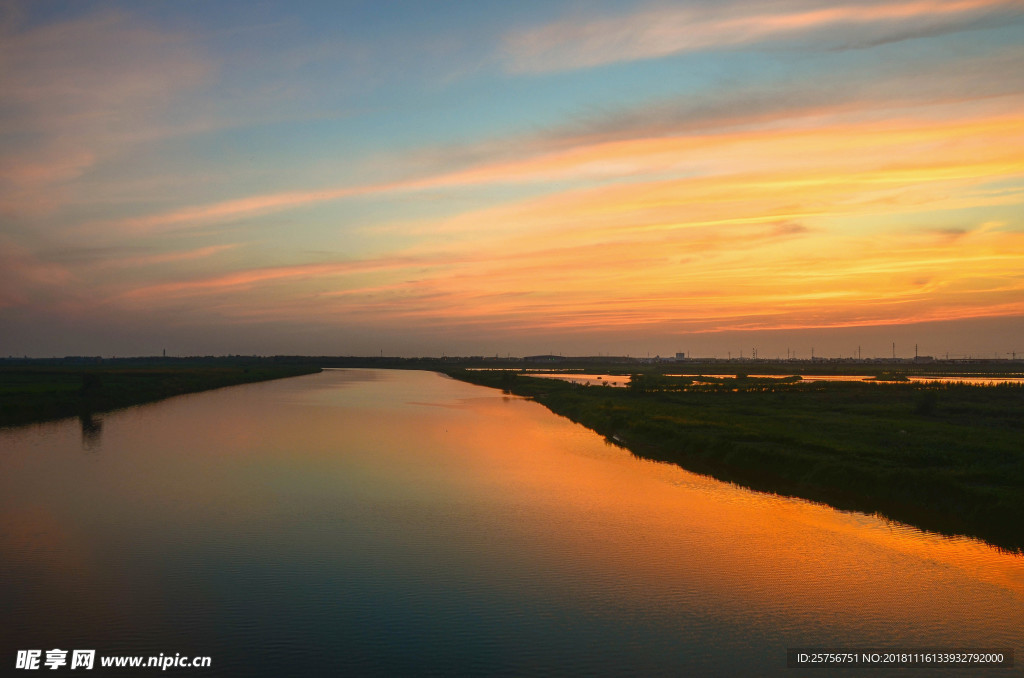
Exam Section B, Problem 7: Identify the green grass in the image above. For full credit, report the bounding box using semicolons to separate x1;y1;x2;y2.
0;361;321;427
449;369;1024;553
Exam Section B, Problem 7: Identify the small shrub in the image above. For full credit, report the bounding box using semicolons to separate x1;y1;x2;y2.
915;390;938;416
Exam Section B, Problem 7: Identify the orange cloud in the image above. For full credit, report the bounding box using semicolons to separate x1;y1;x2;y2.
94;94;1024;240
102;207;1024;340
62;85;1024;343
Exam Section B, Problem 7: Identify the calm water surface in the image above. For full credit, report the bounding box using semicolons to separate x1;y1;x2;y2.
1;369;1021;676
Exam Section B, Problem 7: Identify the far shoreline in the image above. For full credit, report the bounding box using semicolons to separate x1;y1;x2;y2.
0;358;322;428
445;367;1024;555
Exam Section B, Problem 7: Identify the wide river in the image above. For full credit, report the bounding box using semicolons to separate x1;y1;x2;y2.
1;369;1021;675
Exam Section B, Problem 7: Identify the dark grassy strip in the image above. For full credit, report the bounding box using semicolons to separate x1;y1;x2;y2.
447;369;1024;553
0;359;321;428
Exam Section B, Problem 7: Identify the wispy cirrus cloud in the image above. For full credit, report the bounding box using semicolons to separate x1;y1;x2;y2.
0;8;213;217
46;64;1024;343
0;238;75;309
96;244;241;269
501;0;1022;73
114;255;440;303
87;39;1024;239
97;199;1024;341
94;103;1024;241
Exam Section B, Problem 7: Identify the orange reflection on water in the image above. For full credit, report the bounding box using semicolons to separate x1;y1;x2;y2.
0;369;1020;655
401;380;1024;641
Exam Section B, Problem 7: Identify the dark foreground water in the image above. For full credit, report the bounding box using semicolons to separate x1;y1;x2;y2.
1;369;1021;676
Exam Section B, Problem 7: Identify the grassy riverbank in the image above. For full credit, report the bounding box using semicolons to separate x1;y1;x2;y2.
448;369;1024;552
0;358;321;428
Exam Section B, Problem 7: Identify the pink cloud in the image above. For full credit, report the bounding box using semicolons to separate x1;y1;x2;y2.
93;244;241;269
0;239;75;309
0;9;212;216
502;0;1020;73
114;254;439;303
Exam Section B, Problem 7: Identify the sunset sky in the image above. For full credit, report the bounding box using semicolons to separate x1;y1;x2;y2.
2;0;1023;359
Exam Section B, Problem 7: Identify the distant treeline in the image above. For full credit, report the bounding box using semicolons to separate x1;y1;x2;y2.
5;354;1023;376
448;369;1024;554
0;358;321;428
